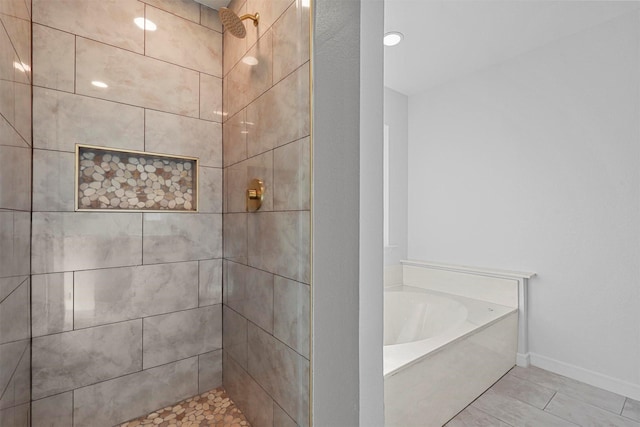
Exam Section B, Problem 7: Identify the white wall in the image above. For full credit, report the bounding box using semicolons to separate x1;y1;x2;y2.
408;11;640;398
384;87;409;266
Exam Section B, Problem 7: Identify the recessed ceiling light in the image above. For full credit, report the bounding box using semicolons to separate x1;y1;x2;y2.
242;56;259;66
134;17;157;31
384;31;404;47
91;80;108;88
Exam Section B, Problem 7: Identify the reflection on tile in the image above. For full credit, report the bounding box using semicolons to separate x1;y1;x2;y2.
201;5;222;32
33;0;144;53
223;351;274;427
274;137;310;211
32;149;74;212
200;167;223;213
32;320;142;399
223;306;248;368
1;14;31;83
223;213;247;264
145;109;221;168
445;405;511;427
510;366;626;414
32;212;142;274
246;62;309;155
0;277;29;344
226;30;273;118
492;372;555;409
226;150;273;212
274;276;309;358
623;399;640;422
0;340;28;397
146;6;221;76
224;261;274;333
198;350;222;393
248;322;309;427
73;357;198;427
248;211;310;283
274;403;298;427
222;109;247;167
143;305;221;368
143;213;222;264
472;389;576;427
0;211;30;277
32;24;74;92
141;0;201;23
74;262;198;329
33;87;144;152
31;273;73;337
199;259;222;306
0;276;25;303
545;393;640;427
200;73;223;122
76;38;199;117
0;146;31;211
273;1;310;83
32;392;73;427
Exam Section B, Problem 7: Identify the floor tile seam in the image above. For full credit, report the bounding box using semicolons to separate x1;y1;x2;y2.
483;389;582;427
463;403;517;427
543;391;636;424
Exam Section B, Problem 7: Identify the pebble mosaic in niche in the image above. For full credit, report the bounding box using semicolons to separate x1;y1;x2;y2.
76;145;198;211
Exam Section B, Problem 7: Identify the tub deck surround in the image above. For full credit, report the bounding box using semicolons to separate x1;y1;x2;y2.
384;260;534;427
384;286;517;377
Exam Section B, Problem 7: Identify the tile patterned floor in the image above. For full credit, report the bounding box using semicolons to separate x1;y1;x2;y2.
446;366;640;427
120;387;250;427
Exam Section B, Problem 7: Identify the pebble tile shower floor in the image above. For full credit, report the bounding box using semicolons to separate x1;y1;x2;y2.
120;388;250;427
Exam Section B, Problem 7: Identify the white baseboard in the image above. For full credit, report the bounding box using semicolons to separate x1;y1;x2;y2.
516;353;530;368
529;352;640;401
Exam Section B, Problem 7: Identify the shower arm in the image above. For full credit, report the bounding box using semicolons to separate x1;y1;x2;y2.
239;13;260;26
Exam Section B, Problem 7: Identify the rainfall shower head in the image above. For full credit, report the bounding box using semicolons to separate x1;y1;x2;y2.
218;7;259;39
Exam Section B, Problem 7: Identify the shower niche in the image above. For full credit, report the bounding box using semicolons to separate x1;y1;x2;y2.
75;144;199;212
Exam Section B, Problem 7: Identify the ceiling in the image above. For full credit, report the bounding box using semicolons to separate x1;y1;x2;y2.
384;0;640;96
193;0;229;11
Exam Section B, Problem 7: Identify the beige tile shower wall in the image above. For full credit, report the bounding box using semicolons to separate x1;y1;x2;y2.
0;1;32;426
30;1;223;425
222;1;311;426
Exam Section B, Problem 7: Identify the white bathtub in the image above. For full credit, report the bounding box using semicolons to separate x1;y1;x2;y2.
384;261;534;427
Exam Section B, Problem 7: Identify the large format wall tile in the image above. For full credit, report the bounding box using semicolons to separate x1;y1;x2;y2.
247;323;309;427
224;261;274;333
248;211;310;283
199;167;223;213
0;145;31;211
244;0;292;49
143;213;222;264
272;1;310;83
145;109;222;168
274;403;298;427
199;259;222;306
0;340;28;397
222;109;248;167
223;351;274;427
31;392;73;427
0;279;30;344
33;87;144;152
0;14;31;83
32;212;142;274
274;276;310;358
0;114;29;149
200;6;222;33
32;149;74;212
32;24;74;92
246;62;309;156
73;357;198;427
198;350;223;393
0;276;25;303
140;0;201;23
223;213;247;264
32;319;142;399
142;305;222;368
225;30;273;118
200;74;223;122
0;80;30;143
273;137;310;211
0;211;30;277
33;0;145;53
74;262;199;329
0;0;30;20
31;273;73;337
223;306;248;368
76;38;199;117
146;6;222;77
222;1;247;77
